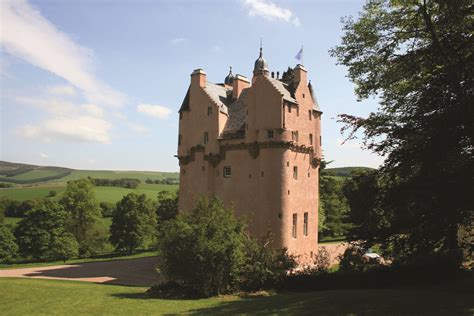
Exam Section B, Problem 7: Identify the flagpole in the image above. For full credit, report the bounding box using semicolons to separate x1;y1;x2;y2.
302;45;304;65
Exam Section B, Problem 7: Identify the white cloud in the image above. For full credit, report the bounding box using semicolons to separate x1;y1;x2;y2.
0;0;125;107
241;0;301;26
128;123;149;134
137;104;172;120
39;152;48;158
80;103;103;117
47;84;76;96
170;38;187;45
113;112;127;120
20;115;113;144
14;96;77;115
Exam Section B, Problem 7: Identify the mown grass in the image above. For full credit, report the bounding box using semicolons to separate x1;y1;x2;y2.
0;278;472;315
7;169;65;180
0;251;157;270
62;170;178;182
0;183;178;203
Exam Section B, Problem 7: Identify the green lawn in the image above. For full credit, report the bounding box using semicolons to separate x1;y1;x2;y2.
0;278;472;315
0;183;178;203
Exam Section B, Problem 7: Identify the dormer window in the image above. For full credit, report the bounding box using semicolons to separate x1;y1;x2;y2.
267;129;274;139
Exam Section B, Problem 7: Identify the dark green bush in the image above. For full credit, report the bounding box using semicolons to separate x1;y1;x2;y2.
0;225;18;262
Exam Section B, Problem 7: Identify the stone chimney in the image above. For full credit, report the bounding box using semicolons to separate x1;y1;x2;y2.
233;74;250;99
294;64;307;85
191;69;206;88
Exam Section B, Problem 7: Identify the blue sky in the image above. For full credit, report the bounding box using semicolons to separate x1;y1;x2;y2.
1;0;383;172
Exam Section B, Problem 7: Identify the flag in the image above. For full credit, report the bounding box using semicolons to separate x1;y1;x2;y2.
295;46;303;63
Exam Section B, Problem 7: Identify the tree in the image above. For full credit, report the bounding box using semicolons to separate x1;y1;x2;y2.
0;202;4;224
319;176;352;238
0;225;18;262
50;233;79;263
157;197;246;296
14;200;70;260
331;0;473;265
99;202;115;218
60;179;102;256
156;190;178;223
110;193;157;253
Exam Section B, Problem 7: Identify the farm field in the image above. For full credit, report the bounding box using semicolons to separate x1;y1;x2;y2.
0;183;178;203
0;278;472;315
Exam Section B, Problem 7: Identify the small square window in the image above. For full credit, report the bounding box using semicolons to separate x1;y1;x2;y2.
223;166;231;178
293;166;298;180
287;161;290;167
207;107;212;116
267;129;274;139
303;93;305;98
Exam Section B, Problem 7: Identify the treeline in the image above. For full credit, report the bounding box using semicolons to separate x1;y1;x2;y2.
145;178;179;185
0;178;179;263
89;177;141;189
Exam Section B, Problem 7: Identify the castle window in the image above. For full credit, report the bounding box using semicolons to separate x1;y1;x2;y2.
223;166;231;178
288;105;291;113
267;129;274;139
207;107;212;116
303;212;308;236
249;174;252;179
296;107;299;117
308;110;312;120
178;134;182;146
309;133;313;145
293;166;298;179
204;132;209;144
303;93;305;98
202;166;205;171
261;171;264;177
292;214;297;238
308;172;310;178
320;135;322;146
287;161;290;167
292;131;299;142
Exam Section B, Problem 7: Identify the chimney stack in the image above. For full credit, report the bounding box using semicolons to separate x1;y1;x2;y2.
191;69;206;88
276;71;280;79
232;74;250;99
294;64;307;84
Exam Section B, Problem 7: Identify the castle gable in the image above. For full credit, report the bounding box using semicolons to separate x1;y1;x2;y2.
204;82;232;115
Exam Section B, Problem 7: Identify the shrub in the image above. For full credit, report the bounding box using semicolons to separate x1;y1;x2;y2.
313;246;331;273
47;190;57;197
0;225;18;262
157;197;245;297
99;202;115;218
237;233;297;291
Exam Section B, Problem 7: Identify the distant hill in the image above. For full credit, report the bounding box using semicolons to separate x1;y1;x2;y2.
323;166;375;177
0;161;179;185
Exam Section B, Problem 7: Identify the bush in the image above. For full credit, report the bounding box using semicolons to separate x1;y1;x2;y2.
47;190;57;197
0;225;18;262
99;202;115;218
237;233;297;291
2;199;36;217
157;197;245;297
313;246;331;273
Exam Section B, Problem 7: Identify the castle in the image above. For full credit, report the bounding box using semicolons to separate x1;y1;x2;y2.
176;47;322;261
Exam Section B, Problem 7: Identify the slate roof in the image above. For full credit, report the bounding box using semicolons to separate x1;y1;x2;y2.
178;86;190;112
267;77;297;104
220;88;249;139
204;82;232;115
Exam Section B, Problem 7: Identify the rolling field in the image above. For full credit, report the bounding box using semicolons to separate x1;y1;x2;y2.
0;182;178;203
0;278;472;315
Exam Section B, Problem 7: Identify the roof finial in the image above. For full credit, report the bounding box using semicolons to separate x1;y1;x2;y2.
229;66;232;74
259;37;263;57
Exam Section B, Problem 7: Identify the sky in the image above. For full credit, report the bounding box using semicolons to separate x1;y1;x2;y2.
0;0;384;172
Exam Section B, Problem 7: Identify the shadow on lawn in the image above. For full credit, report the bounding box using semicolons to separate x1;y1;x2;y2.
23;257;161;287
183;289;474;315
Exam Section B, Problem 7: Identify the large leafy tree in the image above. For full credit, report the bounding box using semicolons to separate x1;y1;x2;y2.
331;0;473;263
110;193;157;253
14;200;72;260
0;225;18;262
59;179;102;256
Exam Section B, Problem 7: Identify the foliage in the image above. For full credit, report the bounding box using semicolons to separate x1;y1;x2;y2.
50;233;79;262
0;202;4;224
145;178;179;185
99;202;115;217
237;232;297;291
320;175;351;238
47;190;57;197
110;193;157;253
156;190;178;223
0;225;18;262
89;177;141;189
157;197;246;296
14;199;70;260
1;199;36;217
339;246;374;273
0;182;14;188
59;179;102;256
313;247;331;273
330;0;473;265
